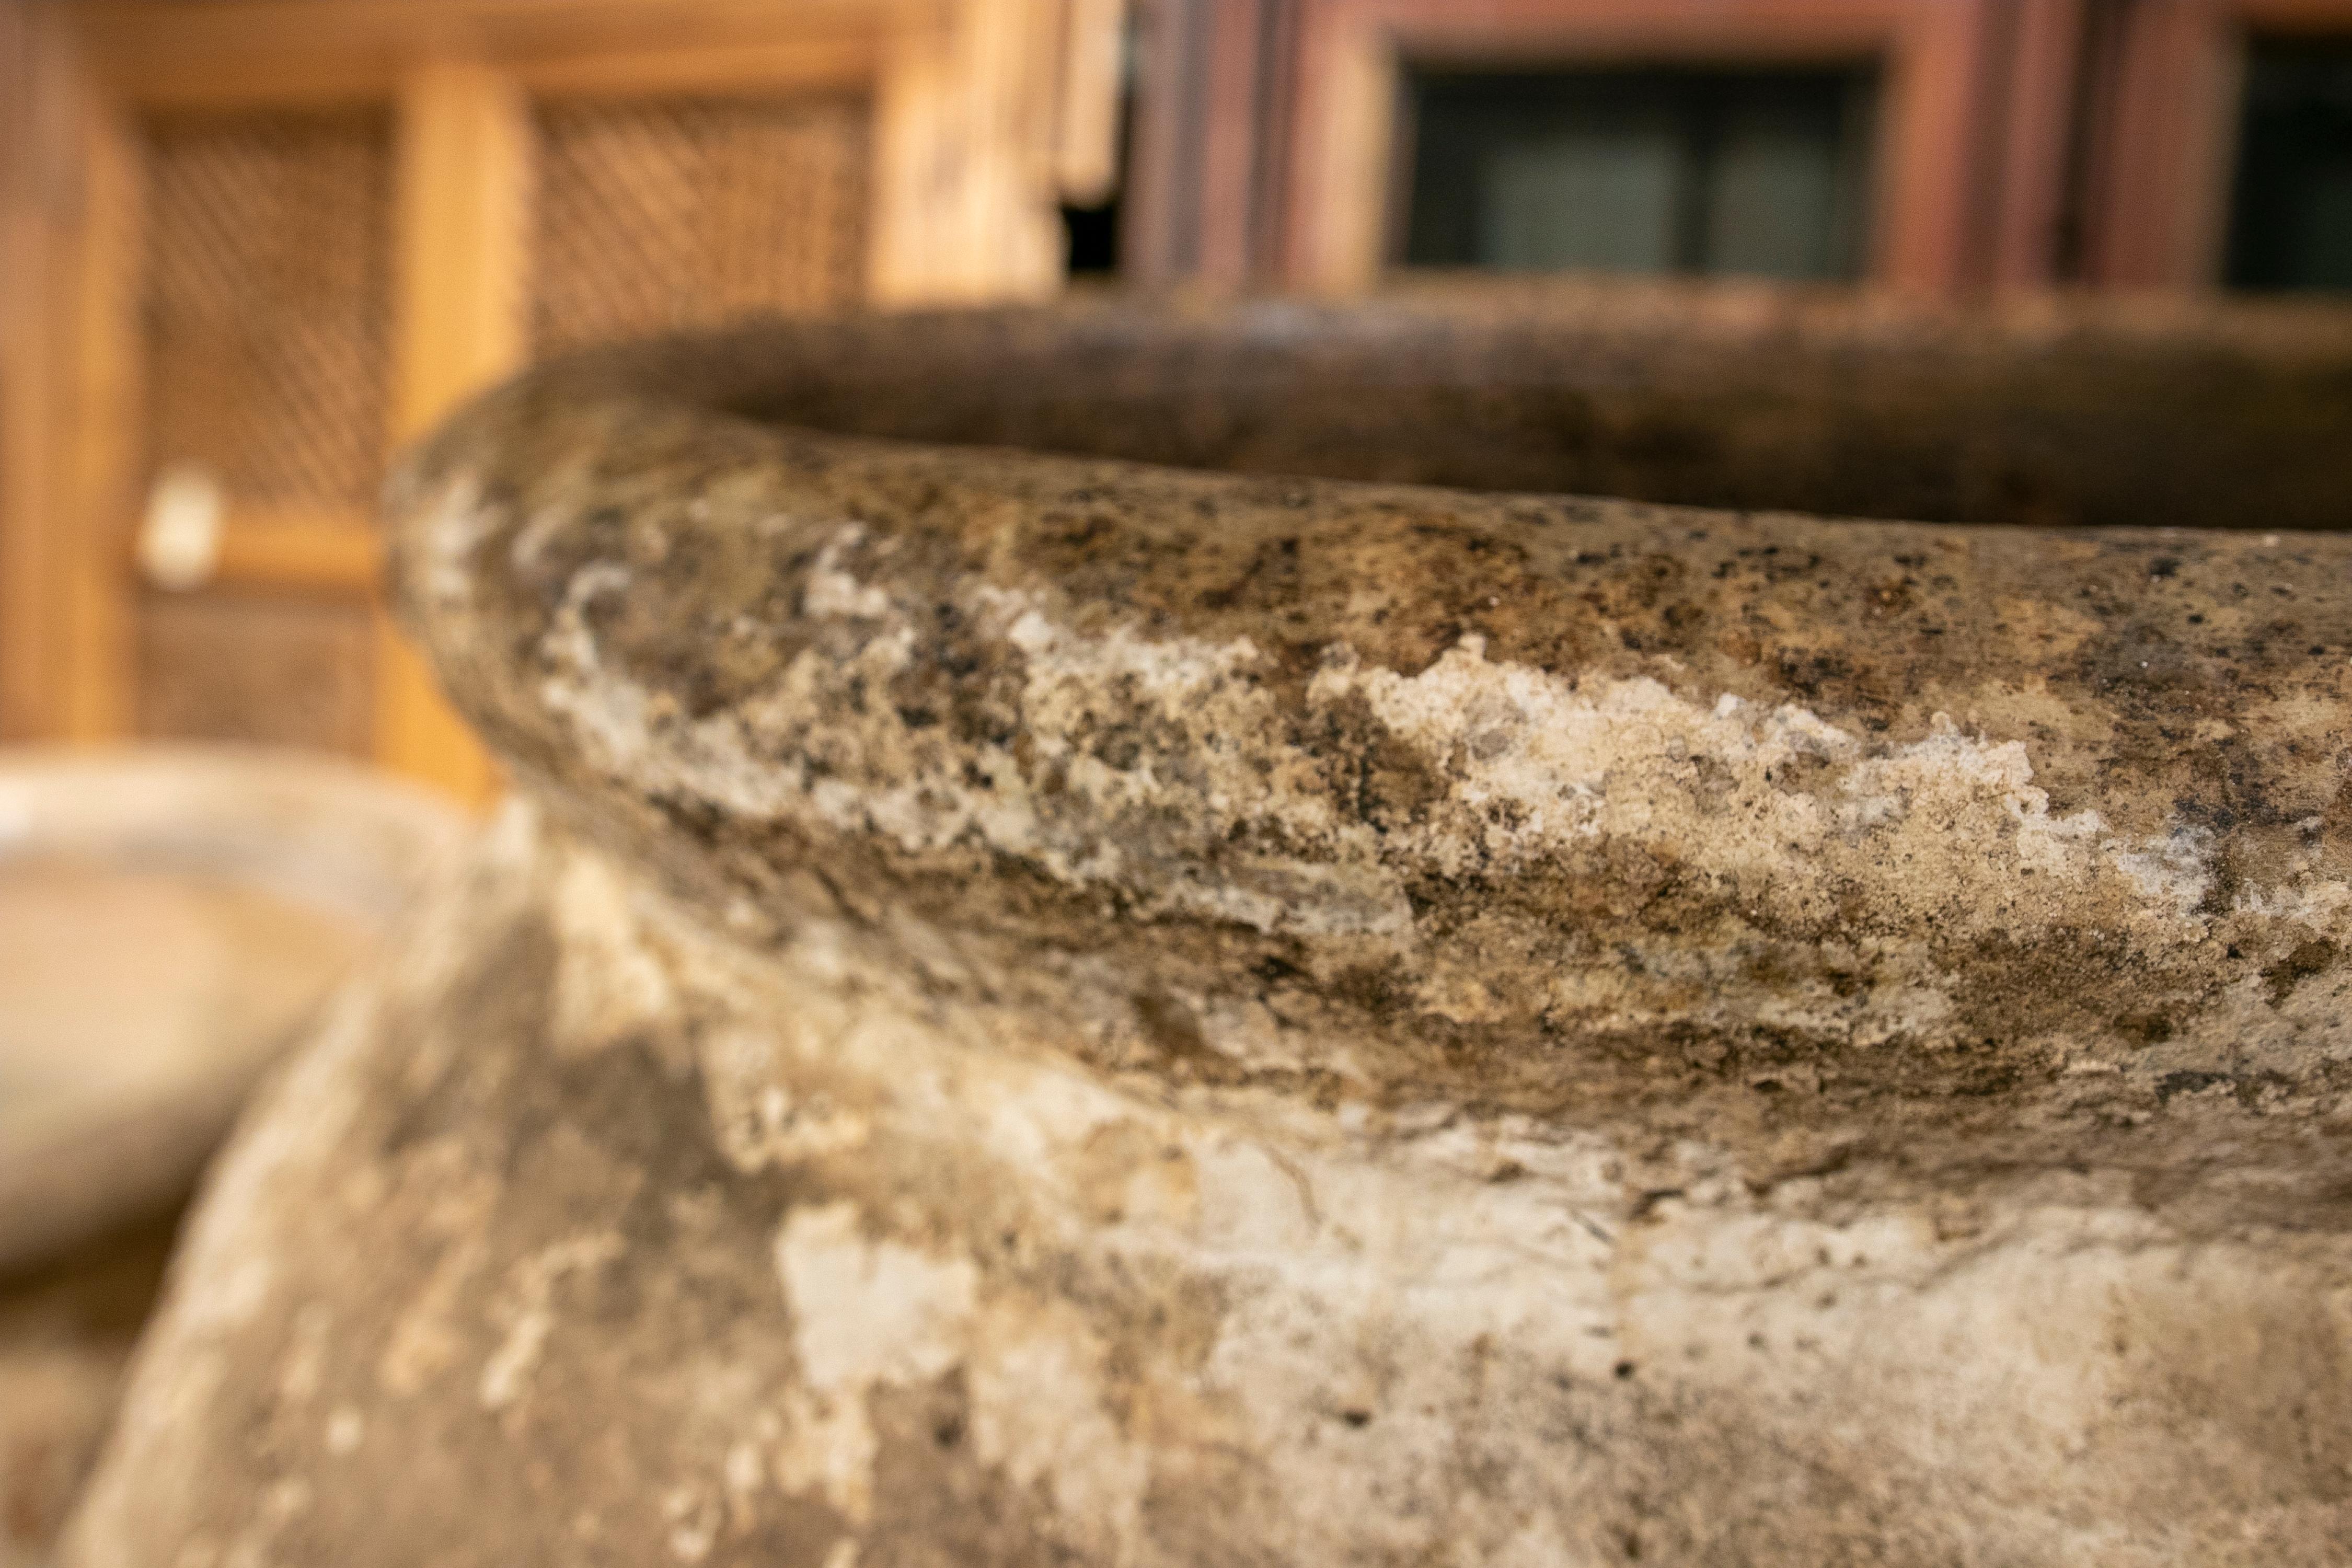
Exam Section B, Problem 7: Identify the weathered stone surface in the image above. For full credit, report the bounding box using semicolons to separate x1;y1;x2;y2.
0;1217;175;1568
66;286;2352;1565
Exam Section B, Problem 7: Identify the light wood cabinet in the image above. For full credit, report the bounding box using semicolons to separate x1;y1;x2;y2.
1;0;1122;798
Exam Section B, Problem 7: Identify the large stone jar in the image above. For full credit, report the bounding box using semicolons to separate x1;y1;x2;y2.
66;287;2352;1565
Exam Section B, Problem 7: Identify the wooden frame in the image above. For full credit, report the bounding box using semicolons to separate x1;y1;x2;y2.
2080;0;2352;289
1126;0;2024;293
1;0;1116;794
1279;0;2010;295
1;0;48;739
1985;0;2093;286
0;5;142;744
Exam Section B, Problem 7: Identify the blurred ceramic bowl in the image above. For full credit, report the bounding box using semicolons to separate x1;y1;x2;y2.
0;745;469;1271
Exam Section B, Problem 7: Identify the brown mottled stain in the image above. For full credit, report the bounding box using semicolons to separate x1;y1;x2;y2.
2264;939;2339;1007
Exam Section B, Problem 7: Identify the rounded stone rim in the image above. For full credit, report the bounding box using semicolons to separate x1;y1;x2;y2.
384;291;2352;1179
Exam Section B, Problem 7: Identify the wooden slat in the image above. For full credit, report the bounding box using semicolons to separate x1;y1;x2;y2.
1989;0;2087;287
210;509;383;593
1053;0;1126;205
68;37;887;114
1114;0;1203;285
0;0;52;739
380;59;533;802
76;0;917;108
871;11;958;301
871;0;1067;303
391;63;531;439
2085;0;2239;287
2236;0;2352;29
1873;0;2000;293
0;5;137;742
61;87;145;740
515;35;881;99
1376;0;1896;64
1196;0;1274;285
1287;9;1394;293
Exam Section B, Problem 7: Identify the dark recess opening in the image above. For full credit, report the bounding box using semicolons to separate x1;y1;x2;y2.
2227;37;2352;292
1063;197;1122;275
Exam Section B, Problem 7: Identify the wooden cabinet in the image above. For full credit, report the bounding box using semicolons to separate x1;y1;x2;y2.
1;0;1122;798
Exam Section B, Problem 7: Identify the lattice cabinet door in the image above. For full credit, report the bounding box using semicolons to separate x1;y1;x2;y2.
3;0;1118;798
132;108;398;762
531;94;873;357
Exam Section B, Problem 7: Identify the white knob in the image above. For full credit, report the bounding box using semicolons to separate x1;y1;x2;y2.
138;463;225;591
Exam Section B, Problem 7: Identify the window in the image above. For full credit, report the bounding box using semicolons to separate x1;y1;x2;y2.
1401;65;1878;281
2227;39;2352;291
